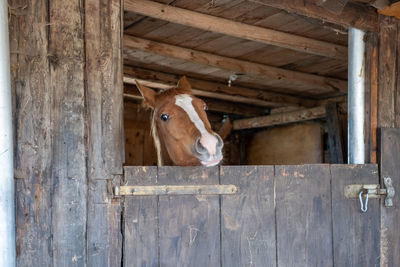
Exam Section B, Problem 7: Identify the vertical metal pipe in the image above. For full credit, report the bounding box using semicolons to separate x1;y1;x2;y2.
348;27;366;164
0;0;16;266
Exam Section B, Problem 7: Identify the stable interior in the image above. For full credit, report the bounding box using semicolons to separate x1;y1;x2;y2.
123;0;351;165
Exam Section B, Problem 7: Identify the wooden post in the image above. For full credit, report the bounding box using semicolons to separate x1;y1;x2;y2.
326;103;344;163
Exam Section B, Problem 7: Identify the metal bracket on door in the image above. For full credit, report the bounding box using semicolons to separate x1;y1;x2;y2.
114;184;238;197
344;177;395;212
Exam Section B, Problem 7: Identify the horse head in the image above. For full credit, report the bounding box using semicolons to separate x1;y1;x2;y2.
135;76;224;167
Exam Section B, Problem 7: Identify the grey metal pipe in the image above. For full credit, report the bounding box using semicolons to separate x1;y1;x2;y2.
0;0;16;266
348;27;366;164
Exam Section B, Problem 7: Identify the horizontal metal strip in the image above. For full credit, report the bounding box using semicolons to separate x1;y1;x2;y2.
115;185;238;196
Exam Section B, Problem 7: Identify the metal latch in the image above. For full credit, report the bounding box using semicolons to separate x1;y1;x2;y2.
114;184;238;197
344;177;395;212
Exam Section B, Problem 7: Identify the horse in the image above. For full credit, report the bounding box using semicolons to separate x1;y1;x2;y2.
135;76;224;167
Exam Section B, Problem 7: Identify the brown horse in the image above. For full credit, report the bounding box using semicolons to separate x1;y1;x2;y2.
135;77;224;167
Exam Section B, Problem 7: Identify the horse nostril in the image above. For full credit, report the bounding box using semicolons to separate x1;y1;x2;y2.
195;138;208;154
215;134;224;148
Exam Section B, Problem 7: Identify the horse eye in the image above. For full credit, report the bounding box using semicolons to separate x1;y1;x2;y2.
161;114;169;121
203;105;208;111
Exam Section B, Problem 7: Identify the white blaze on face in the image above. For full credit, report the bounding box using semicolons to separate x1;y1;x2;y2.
175;94;218;156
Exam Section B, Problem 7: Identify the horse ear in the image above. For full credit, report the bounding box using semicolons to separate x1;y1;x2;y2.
176;76;192;94
135;80;157;108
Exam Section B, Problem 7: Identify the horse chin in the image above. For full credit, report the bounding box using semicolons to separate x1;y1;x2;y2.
200;155;223;167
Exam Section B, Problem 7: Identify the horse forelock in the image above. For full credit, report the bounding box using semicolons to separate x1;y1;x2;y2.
150;109;163;166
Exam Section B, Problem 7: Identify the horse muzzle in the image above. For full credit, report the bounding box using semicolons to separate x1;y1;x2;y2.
193;133;224;167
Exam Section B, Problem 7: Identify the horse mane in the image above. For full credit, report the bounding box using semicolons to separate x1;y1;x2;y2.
150;109;163;166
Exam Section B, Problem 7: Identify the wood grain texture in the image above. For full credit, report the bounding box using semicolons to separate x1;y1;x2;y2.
124;35;348;93
233;106;326;130
220;166;276;267
250;0;378;32
85;0;123;265
331;164;380;267
158;166;220;266
124;166;159;267
378;16;397;128
10;0;52;265
380;128;400;267
275;165;333;267
125;0;347;59
48;0;87;265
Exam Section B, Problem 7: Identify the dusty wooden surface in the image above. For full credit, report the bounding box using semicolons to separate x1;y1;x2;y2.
331;164;380;267
124;166;159;267
378;16;398;128
85;0;123;265
158;167;220;266
10;0;52;265
380;128;400;267
11;0;124;265
275;165;333;267
221;166;276;267
48;0;87;265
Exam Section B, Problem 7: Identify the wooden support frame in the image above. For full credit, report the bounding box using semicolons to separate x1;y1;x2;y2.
124;35;348;93
232;106;326;130
124;0;347;59
250;0;378;32
326;103;344;163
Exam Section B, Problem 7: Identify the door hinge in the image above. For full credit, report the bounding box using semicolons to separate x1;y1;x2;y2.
344;177;395;211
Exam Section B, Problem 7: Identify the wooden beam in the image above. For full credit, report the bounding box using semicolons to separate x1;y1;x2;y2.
124;0;347;59
250;0;378;32
124;84;268;116
326;103;344;163
123;67;318;107
124;35;348;93
232;106;326;130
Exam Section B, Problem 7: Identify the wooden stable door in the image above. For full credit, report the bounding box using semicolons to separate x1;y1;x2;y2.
122;164;383;267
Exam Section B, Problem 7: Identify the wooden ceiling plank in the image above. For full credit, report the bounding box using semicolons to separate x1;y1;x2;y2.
249;0;378;32
124;35;348;93
124;0;347;59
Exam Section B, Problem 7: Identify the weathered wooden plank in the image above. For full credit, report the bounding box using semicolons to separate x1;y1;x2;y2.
378;16;397;128
124;36;348;93
123;166;159;267
233;106;326;130
250;0;378;32
331;164;380;267
326;103;344;163
220;166;276;267
49;0;87;265
125;0;347;59
85;0;124;265
275;165;333;267
380;128;400;267
9;0;52;265
124;66;318;108
158;166;220;266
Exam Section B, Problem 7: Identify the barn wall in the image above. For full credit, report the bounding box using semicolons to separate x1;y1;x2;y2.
10;0;123;266
246;123;324;165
